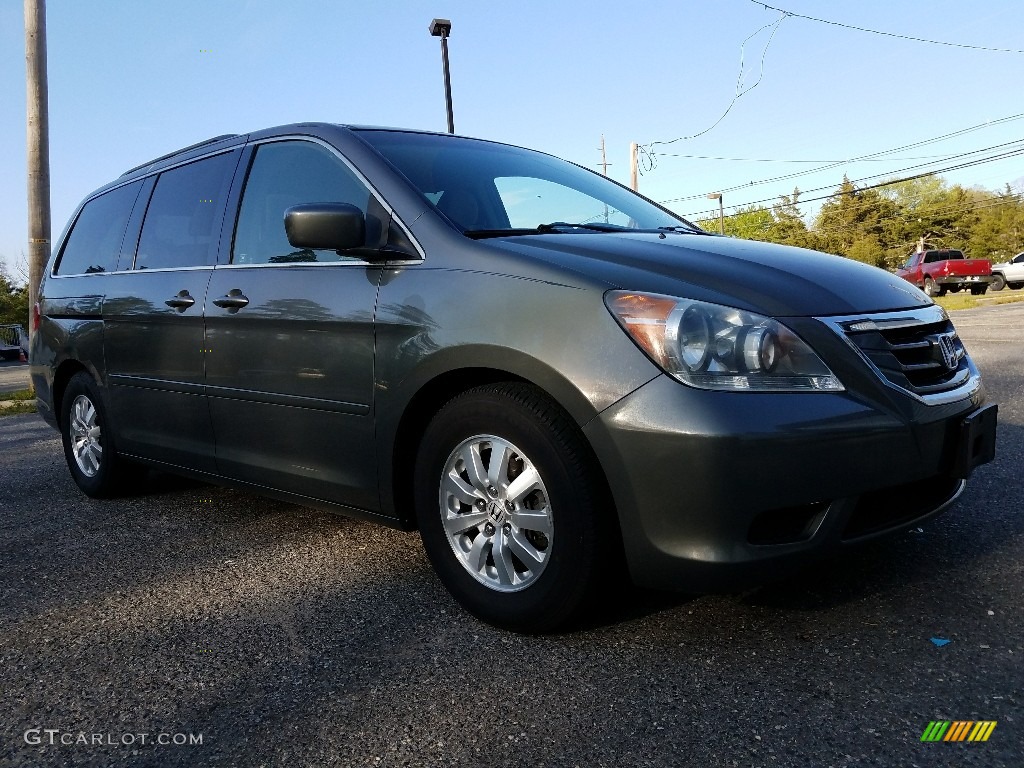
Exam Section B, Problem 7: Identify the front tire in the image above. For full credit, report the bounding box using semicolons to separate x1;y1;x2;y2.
60;372;127;497
991;273;1006;291
414;383;613;632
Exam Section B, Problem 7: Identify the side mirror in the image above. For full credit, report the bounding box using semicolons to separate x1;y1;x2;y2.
284;203;366;251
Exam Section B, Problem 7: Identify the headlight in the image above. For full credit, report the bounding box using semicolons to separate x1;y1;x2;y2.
606;291;844;392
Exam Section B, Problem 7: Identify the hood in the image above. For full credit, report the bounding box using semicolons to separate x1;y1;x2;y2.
488;231;932;317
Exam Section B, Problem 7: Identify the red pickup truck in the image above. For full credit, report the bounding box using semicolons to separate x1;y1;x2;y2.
896;249;993;297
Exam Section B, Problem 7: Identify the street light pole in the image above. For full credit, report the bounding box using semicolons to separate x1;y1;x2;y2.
429;18;454;134
707;192;724;235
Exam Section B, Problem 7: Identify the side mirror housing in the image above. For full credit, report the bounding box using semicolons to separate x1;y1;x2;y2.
284;203;366;252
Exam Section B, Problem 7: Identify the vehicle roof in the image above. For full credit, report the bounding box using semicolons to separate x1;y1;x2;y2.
82;122;527;208
119;123;461;177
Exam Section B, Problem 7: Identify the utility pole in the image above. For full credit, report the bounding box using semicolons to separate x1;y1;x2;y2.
629;142;638;192
598;135;610;223
25;0;50;349
707;192;725;235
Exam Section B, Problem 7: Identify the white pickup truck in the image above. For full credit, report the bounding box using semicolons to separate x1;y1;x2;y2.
990;252;1024;291
0;324;28;361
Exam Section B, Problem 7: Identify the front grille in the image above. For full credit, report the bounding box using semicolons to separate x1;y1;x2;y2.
843;316;970;396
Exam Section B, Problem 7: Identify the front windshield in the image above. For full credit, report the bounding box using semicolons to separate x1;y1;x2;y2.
355;130;693;235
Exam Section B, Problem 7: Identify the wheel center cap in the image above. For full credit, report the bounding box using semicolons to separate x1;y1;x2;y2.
487;501;503;524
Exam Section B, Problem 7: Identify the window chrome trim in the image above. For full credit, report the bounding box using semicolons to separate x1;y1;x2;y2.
239;135;425;262
49;265;217;278
817;305;982;406
213;260;379;270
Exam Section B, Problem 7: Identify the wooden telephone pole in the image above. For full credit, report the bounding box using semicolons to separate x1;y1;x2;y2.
598;135;610;223
25;0;50;347
629;142;639;191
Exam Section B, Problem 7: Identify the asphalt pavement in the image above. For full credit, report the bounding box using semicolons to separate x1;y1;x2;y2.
0;361;29;394
1;305;1021;767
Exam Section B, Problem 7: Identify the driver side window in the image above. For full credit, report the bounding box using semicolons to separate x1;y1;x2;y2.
233;141;372;265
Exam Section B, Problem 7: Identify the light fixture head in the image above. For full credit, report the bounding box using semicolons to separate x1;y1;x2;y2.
429;18;452;37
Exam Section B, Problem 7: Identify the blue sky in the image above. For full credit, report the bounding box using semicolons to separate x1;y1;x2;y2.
2;0;1022;275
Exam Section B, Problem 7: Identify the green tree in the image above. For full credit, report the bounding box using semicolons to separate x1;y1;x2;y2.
697;205;774;239
813;176;897;263
768;189;814;249
967;185;1024;262
0;262;29;326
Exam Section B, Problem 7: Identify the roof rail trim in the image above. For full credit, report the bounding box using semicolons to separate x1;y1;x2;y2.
120;134;240;177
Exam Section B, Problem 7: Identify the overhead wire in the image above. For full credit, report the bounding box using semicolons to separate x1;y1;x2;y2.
749;1;1024;55
674;146;1024;219
660;133;1024;203
652;152;955;164
638;11;787;169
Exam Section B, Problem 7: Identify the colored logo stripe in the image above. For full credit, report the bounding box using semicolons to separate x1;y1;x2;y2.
921;721;950;742
969;722;997;742
944;721;972;741
921;721;996;742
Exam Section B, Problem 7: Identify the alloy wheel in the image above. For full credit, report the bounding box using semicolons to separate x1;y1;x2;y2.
69;394;103;477
438;434;553;592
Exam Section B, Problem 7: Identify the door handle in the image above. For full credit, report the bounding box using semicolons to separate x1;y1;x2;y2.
165;290;196;310
212;289;250;311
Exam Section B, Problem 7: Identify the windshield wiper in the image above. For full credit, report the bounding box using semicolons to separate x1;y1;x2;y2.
536;221;633;233
464;221;705;239
658;224;713;235
464;223;631;239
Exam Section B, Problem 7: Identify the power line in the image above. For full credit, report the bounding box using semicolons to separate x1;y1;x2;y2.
661;131;1024;204
652;152;954;164
666;139;1024;208
750;1;1024;54
640;12;786;156
674;146;1024;219
649;112;1024;199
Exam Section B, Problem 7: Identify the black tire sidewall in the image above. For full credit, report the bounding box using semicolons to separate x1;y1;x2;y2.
414;385;603;632
61;372;120;497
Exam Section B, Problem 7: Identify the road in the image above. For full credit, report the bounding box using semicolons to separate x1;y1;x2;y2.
0;360;29;394
1;305;1021;767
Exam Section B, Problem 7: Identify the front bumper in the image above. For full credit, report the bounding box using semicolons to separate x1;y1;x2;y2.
584;373;992;591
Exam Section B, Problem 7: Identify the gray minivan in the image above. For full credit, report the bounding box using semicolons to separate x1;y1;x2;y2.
31;123;997;631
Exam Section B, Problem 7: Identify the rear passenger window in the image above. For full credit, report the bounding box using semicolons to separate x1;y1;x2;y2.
55;181;142;275
232;141;372;264
134;151;238;270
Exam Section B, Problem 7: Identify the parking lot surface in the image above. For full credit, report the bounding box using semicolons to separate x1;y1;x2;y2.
1;304;1021;767
0;361;29;394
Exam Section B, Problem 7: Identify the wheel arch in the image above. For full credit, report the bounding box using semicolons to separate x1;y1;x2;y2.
51;359;94;430
381;360;618;532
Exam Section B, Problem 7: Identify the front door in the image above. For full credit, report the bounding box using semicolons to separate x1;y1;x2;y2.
204;139;381;509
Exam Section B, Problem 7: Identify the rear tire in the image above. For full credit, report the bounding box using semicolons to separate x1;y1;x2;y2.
970;285;987;296
991;273;1006;291
60;372;127;497
414;382;614;632
923;277;945;297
